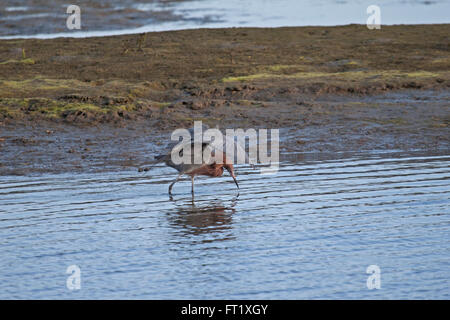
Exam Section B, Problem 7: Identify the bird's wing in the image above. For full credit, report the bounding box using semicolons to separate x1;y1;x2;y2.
157;124;256;168
207;134;255;166
164;124;209;155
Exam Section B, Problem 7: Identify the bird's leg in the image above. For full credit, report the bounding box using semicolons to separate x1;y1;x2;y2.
168;174;182;195
191;175;195;195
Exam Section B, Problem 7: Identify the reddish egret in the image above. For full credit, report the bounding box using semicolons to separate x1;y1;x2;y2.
155;141;239;195
152;123;252;195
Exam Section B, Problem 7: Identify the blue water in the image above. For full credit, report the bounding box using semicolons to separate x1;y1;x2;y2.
1;151;449;299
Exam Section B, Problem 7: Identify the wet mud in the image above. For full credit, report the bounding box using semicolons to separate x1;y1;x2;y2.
0;25;449;174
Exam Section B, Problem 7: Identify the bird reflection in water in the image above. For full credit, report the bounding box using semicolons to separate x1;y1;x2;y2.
166;196;238;242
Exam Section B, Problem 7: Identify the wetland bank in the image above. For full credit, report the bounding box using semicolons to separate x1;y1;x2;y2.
0;25;449;174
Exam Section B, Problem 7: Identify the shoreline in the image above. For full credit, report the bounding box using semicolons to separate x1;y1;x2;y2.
0;25;449;175
1;22;448;40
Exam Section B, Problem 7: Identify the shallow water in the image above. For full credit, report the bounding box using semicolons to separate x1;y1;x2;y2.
1;0;449;38
1;151;449;299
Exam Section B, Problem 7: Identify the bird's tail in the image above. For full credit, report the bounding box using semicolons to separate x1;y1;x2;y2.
154;154;166;161
138;154;167;172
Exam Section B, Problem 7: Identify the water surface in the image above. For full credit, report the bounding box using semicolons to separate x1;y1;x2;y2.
1;151;449;299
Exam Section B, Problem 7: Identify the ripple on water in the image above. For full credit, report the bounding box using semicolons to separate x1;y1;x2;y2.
0;152;449;299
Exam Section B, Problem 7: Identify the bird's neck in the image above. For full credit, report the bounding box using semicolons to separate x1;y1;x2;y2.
210;164;224;177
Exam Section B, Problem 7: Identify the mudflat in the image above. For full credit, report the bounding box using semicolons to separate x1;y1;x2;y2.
0;25;449;174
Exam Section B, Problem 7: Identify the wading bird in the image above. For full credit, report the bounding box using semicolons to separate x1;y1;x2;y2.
155;141;239;196
154;126;247;196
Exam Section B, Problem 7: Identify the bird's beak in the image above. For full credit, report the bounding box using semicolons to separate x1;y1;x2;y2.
225;166;239;189
232;175;239;189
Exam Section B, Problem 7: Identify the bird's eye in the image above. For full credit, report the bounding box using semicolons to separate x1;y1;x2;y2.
179;149;183;157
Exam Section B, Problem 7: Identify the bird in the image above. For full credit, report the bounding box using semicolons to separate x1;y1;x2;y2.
155;141;239;196
153;125;245;196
